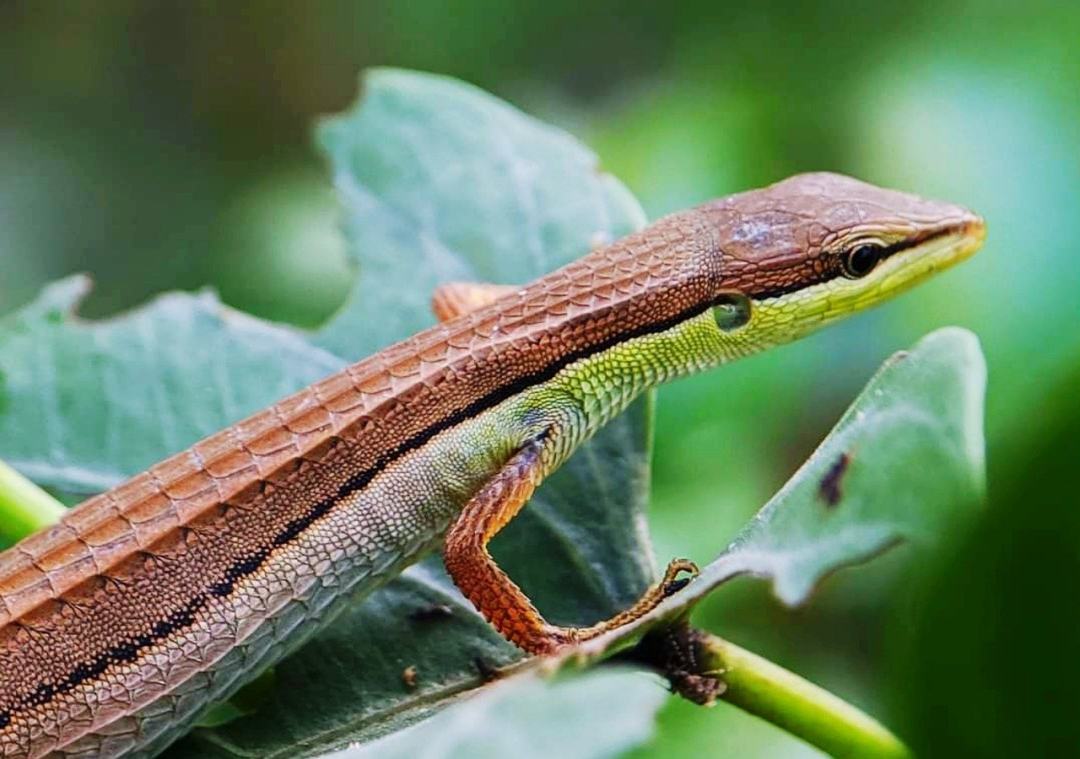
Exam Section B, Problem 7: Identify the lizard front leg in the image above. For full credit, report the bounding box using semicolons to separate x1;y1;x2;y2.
443;437;697;656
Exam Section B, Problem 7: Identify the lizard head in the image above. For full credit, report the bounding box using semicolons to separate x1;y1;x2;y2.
698;172;985;352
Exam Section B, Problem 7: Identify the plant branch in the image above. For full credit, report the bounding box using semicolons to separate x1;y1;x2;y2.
700;632;912;758
611;613;911;757
0;459;65;543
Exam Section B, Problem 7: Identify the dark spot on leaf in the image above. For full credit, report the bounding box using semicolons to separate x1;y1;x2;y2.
408;604;454;623
818;452;852;508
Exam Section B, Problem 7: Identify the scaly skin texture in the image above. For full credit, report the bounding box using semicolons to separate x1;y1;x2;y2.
0;173;985;758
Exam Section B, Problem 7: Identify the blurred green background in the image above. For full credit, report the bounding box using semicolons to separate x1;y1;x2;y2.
2;2;1078;756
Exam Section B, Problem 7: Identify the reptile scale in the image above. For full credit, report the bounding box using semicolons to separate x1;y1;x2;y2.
0;172;985;757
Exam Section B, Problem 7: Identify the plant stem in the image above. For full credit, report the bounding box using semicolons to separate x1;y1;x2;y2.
701;633;912;758
0;459;65;543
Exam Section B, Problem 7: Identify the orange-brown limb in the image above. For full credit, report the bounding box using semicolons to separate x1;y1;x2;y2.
443;439;698;655
431;281;519;322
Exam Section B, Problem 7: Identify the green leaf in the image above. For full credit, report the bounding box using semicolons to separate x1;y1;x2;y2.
0;276;344;496
0;69;657;756
718;327;985;606
567;327;987;660
313;68;645;359
328;669;667;759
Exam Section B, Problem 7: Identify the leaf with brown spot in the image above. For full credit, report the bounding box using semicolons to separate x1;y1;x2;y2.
818;451;851;507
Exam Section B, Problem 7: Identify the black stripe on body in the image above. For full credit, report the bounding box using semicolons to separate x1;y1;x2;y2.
2;295;716;727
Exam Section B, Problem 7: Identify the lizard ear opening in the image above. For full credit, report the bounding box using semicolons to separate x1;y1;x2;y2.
431;282;519;322
711;291;752;332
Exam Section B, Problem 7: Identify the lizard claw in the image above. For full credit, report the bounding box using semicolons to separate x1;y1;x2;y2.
660;558;699;597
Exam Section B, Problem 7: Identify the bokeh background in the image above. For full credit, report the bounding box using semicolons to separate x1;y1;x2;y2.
2;2;1078;756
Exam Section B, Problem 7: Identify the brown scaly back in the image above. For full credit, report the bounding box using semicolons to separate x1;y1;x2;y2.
0;207;724;741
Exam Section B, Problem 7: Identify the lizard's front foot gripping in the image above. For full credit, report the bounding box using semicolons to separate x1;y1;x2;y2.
659;557;699;597
552;557;701;649
443;439;703;657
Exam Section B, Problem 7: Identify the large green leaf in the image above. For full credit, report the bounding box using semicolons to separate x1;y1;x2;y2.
0;69;658;756
0;276;343;498
313;68;645;359
331;669;667;759
718;327;985;606
565;327;986;661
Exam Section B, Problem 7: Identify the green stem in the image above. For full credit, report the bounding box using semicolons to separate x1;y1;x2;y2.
702;633;912;759
0;459;65;543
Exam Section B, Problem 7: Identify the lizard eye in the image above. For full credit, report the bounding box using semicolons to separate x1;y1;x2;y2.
842;243;884;279
712;292;752;332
